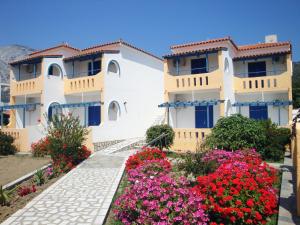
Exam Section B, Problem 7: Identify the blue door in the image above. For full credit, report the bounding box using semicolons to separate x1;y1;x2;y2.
249;106;268;120
88;106;101;126
191;58;207;74
195;105;213;128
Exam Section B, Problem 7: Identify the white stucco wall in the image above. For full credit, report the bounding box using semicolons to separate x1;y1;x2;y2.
90;45;163;141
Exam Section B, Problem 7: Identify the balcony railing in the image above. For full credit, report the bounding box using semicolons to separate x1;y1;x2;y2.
165;66;222;93
65;69;101;79
11;76;43;96
64;72;103;94
234;70;290;93
168;66;218;76
172;128;211;152
15;73;41;81
234;69;286;77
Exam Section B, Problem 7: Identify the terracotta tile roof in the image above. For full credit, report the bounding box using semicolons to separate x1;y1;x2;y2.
81;39;163;61
63;49;120;61
171;36;238;50
29;44;80;56
238;41;291;51
166;37;291;59
163;47;225;58
10;54;63;65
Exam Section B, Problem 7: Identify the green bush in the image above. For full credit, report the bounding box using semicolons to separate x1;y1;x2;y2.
204;114;266;150
47;114;90;171
146;124;175;150
177;151;217;178
0;131;17;155
204;115;291;162
258;120;291;162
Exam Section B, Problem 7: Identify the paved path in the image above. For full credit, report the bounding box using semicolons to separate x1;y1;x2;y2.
1;141;139;225
278;153;300;225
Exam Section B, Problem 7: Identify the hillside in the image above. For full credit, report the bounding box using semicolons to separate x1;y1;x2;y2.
293;62;300;108
0;45;35;84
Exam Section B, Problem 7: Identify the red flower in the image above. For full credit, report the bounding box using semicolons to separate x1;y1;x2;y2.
246;199;254;207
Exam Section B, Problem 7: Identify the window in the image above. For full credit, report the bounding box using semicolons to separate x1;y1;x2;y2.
107;60;120;75
191;58;207;74
48;64;62;76
224;58;229;73
108;101;120;121
88;106;101;126
88;60;101;76
48;102;61;121
195;105;213;128
248;61;266;77
249;106;268;120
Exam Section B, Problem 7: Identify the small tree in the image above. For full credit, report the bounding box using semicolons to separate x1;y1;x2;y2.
146;124;175;150
204;114;266;150
47;114;90;171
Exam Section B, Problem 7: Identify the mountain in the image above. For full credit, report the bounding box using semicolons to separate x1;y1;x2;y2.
0;45;35;84
293;62;300;108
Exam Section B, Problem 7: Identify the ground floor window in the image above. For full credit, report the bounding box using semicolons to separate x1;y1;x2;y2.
88;106;101;126
195;105;213;128
249;105;268;120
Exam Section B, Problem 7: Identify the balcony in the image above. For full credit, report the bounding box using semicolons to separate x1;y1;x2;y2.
234;70;291;94
1;128;29;152
172;128;211;152
64;72;104;95
11;75;43;96
165;66;222;93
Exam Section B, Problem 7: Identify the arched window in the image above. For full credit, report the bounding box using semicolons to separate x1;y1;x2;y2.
48;102;61;121
107;60;120;75
48;64;62;77
108;101;120;121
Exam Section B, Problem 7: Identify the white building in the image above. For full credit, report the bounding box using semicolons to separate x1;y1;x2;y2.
2;40;163;151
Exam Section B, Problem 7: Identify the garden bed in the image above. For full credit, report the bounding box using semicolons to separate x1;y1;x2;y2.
0;171;64;223
0;155;50;186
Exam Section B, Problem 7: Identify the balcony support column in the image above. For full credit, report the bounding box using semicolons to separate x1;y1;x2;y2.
0;110;3;127
175;58;179;75
278;106;281;126
18;64;21;81
22;108;25;128
166;103;170;125
72;61;75;78
33;63;36;78
206;105;209;128
272;56;275;75
84;106;87;127
206;53;209;72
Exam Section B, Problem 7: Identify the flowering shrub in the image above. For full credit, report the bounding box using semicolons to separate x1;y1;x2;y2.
114;175;208;225
125;147;166;171
31;137;50;157
202;149;262;166
47;114;91;172
127;159;171;183
18;185;36;197
193;158;279;224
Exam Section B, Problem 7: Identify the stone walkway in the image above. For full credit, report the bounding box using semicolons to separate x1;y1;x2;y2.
278;153;300;225
1;140;139;225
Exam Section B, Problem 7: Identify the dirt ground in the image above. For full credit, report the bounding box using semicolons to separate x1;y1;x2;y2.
0;174;63;223
0;155;50;186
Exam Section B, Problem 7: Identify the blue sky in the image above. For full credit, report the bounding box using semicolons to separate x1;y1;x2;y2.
1;0;300;60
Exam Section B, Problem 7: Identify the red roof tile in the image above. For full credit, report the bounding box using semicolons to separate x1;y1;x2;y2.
10;54;63;65
29;44;80;56
163;47;224;58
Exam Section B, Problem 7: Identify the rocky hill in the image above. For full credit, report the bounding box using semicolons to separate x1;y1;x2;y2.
0;45;35;83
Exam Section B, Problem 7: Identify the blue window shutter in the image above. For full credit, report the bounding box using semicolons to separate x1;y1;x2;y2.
249;106;268;120
88;106;101;126
195;106;214;128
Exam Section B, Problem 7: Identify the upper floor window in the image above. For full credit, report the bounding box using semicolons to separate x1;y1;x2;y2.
88;60;101;76
107;60;120;75
248;61;266;77
191;58;207;74
108;101;120;121
48;64;62;77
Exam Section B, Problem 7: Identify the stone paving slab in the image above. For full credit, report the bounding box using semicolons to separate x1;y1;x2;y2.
1;149;130;225
278;153;300;225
